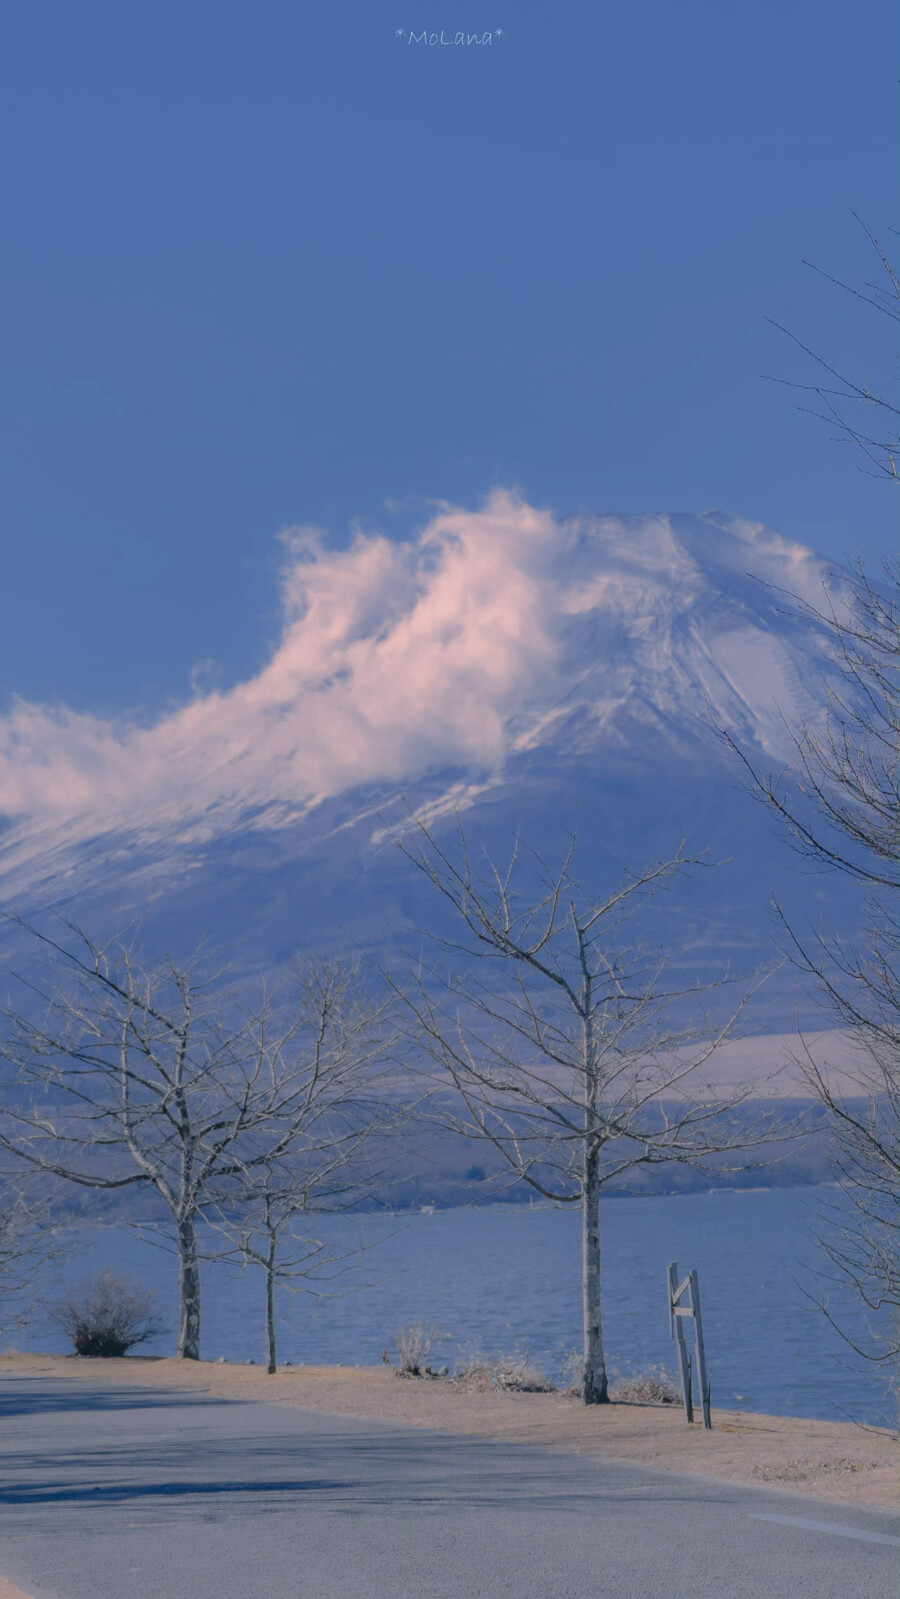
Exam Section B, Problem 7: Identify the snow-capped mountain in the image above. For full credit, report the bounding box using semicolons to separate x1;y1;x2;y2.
503;507;833;762
0;494;850;1020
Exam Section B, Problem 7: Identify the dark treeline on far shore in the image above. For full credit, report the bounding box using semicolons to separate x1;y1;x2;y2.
14;1096;844;1224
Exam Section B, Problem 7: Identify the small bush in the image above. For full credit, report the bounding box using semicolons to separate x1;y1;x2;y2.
609;1364;681;1406
50;1270;165;1358
452;1351;555;1394
393;1322;443;1378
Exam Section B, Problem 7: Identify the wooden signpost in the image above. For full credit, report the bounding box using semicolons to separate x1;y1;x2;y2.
668;1260;711;1428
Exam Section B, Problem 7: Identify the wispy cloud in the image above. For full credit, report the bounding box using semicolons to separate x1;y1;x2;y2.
0;492;835;902
0;491;563;845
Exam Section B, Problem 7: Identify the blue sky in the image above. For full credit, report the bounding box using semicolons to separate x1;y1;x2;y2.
0;0;895;718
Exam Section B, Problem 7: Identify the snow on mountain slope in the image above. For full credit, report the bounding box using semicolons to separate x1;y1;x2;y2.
0;494;843;929
525;509;832;758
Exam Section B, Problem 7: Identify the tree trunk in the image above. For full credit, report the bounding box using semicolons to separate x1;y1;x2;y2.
581;1145;608;1404
176;1212;202;1360
265;1246;277;1375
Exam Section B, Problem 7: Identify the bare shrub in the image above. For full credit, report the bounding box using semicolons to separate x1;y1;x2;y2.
393;1322;443;1377
609;1364;681;1406
50;1270;166;1358
755;1456;876;1484
452;1350;555;1394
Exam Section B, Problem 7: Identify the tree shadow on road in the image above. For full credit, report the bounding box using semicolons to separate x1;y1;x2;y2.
0;1477;351;1506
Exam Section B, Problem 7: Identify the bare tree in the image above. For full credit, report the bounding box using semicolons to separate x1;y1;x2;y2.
723;557;900;1366
733;220;900;1378
210;1163;380;1377
387;817;768;1406
212;1166;330;1375
799;1032;899;1381
724;558;899;890
0;1171;63;1343
767;219;899;483
206;960;392;1374
0;923;389;1361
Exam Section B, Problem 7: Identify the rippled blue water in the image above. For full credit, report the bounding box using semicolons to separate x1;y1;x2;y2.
26;1187;895;1425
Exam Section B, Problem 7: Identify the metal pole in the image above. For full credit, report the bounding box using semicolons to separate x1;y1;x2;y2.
689;1268;711;1429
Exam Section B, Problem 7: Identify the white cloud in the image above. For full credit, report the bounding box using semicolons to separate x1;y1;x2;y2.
0;493;839;900
0;491;564;846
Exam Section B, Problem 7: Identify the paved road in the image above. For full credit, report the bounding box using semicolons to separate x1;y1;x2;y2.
0;1376;896;1599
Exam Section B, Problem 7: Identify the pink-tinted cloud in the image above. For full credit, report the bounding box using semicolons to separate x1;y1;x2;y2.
0;493;837;899
0;491;563;840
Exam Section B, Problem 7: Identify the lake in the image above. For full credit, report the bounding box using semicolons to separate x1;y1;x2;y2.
23;1186;895;1427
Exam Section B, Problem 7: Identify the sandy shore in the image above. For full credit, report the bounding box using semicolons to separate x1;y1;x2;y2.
2;1352;896;1510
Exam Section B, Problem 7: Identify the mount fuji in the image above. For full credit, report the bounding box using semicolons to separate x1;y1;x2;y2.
0;492;856;1033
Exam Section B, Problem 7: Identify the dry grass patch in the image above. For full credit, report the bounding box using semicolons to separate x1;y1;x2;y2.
754;1455;879;1484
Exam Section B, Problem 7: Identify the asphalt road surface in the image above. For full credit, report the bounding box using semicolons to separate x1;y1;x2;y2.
0;1375;896;1599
